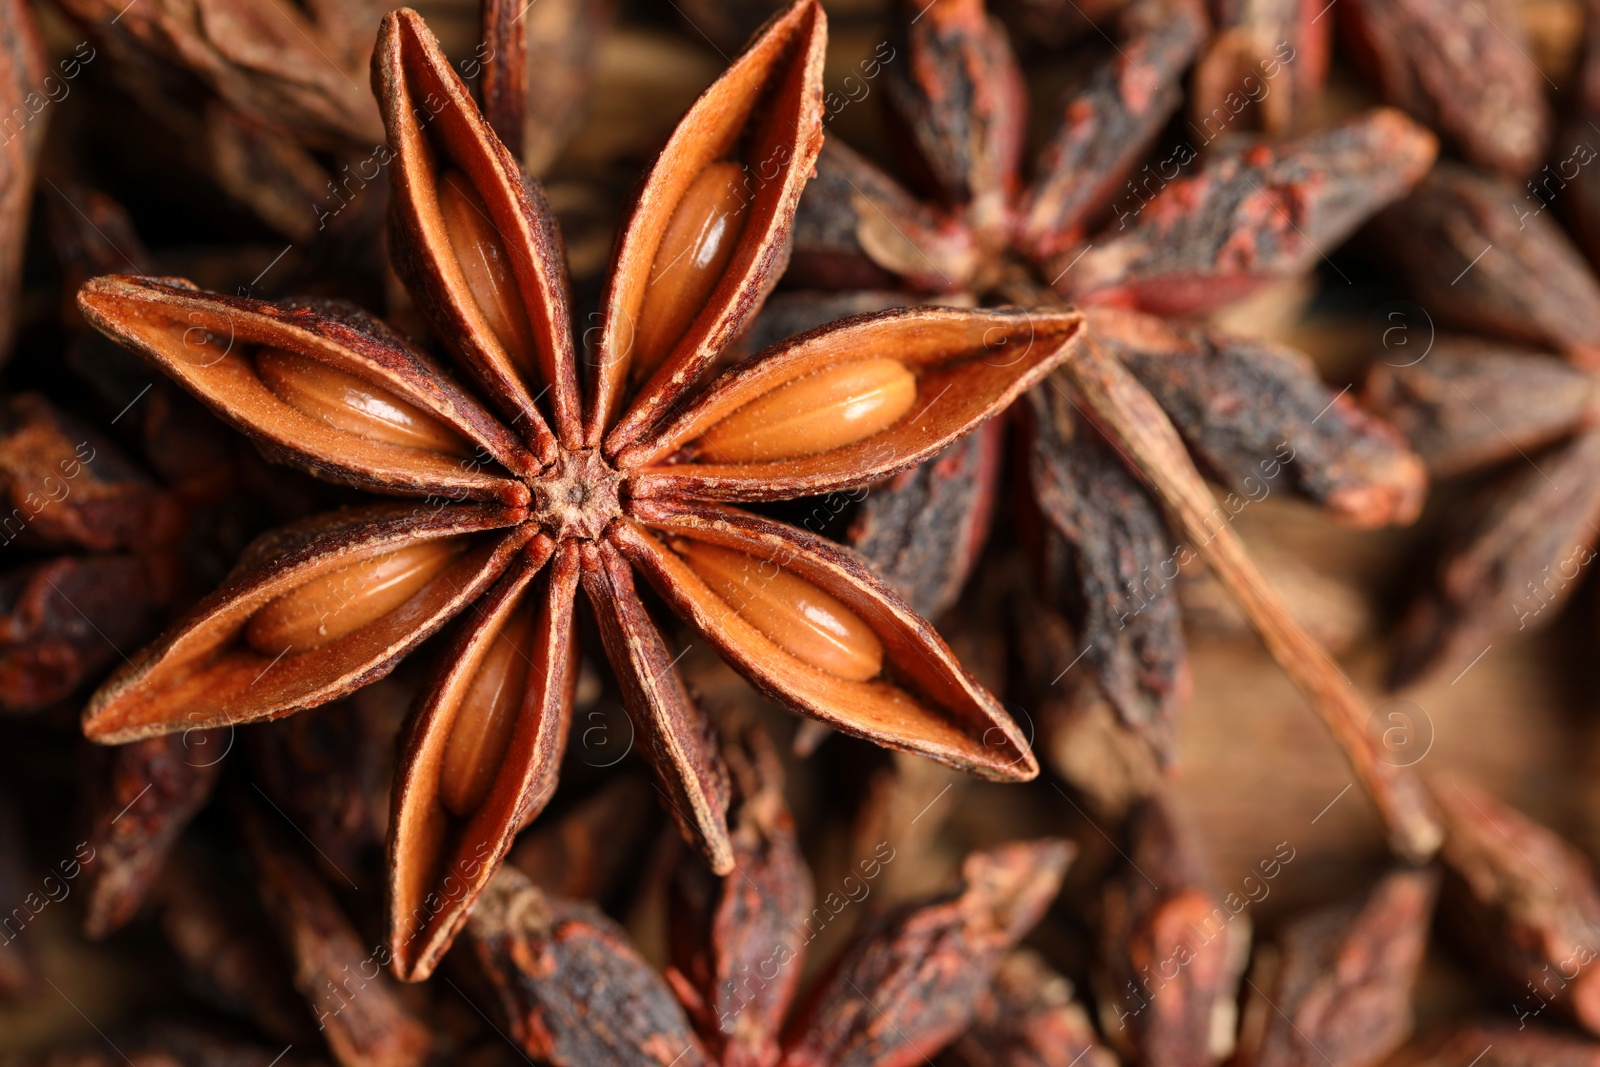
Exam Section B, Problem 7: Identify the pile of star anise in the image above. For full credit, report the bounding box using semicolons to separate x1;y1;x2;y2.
0;0;1596;1064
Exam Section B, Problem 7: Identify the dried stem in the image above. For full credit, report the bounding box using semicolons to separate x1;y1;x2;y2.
1060;338;1442;860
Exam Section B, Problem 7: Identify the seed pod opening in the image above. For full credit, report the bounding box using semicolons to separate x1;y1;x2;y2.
630;161;753;382
670;537;883;680
693;358;917;463
74;276;532;503
245;540;465;656
80;506;530;745
376;9;580;450
616;503;1037;781
389;540;579;982
438;606;537;816
620;306;1084;503
436;171;541;379
593;0;827;449
255;348;472;456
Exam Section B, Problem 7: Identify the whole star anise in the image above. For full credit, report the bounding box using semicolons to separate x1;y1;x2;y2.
783;0;1441;856
71;2;1080;981
1364;163;1600;684
468;721;1073;1067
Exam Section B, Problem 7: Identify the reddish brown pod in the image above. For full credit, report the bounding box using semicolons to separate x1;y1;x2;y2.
1338;0;1553;177
74;2;1080;983
467;725;1074;1066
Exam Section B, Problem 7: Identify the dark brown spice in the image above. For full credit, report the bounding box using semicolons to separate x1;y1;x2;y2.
846;421;1002;620
1007;565;1165;815
1094;797;1250;1067
1191;0;1328;136
79;729;227;939
1364;175;1600;684
51;0;385;241
1093;308;1425;527
1052;109;1436;314
239;798;433;1067
1338;0;1553;176
1373;164;1600;368
74;3;1075;984
468;722;1072;1066
1233;868;1438;1067
1434;777;1600;1037
1020;0;1210;258
785;0;1440;855
1366;336;1599;478
247;693;402;884
1025;380;1188;760
154;843;313;1045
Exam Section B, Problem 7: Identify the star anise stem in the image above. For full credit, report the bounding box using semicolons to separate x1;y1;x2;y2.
1061;339;1443;860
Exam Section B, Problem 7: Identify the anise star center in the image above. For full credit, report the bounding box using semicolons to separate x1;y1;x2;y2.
531;448;621;541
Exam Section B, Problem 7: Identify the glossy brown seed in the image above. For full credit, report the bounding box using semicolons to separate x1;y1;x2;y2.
696;359;917;462
256;348;471;456
245;541;461;655
632;161;751;379
437;169;541;376
438;607;537;817
673;538;883;681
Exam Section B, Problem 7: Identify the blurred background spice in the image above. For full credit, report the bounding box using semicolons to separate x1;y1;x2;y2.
0;0;1599;1064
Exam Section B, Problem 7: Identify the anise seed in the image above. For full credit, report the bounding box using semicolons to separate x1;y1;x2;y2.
696;358;917;462
245;541;462;656
631;161;751;381
256;348;471;455
673;538;883;681
437;170;541;375
439;608;536;817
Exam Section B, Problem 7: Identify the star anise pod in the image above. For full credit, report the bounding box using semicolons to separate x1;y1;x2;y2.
51;0;386;242
1070;787;1439;1067
1364;163;1600;684
1336;0;1553;178
783;0;1439;855
73;2;1080;981
788;0;1434;310
0;393;186;713
467;721;1073;1066
1431;775;1600;1036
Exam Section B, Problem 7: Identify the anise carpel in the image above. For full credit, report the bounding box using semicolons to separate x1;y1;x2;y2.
1364;163;1600;684
782;0;1439;856
72;2;1079;981
468;722;1074;1067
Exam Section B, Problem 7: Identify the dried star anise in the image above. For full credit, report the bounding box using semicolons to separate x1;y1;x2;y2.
1337;0;1553;178
467;722;1073;1066
1432;776;1600;1036
1365;163;1600;684
778;0;1440;856
72;1;1079;981
51;0;387;242
1233;867;1438;1067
